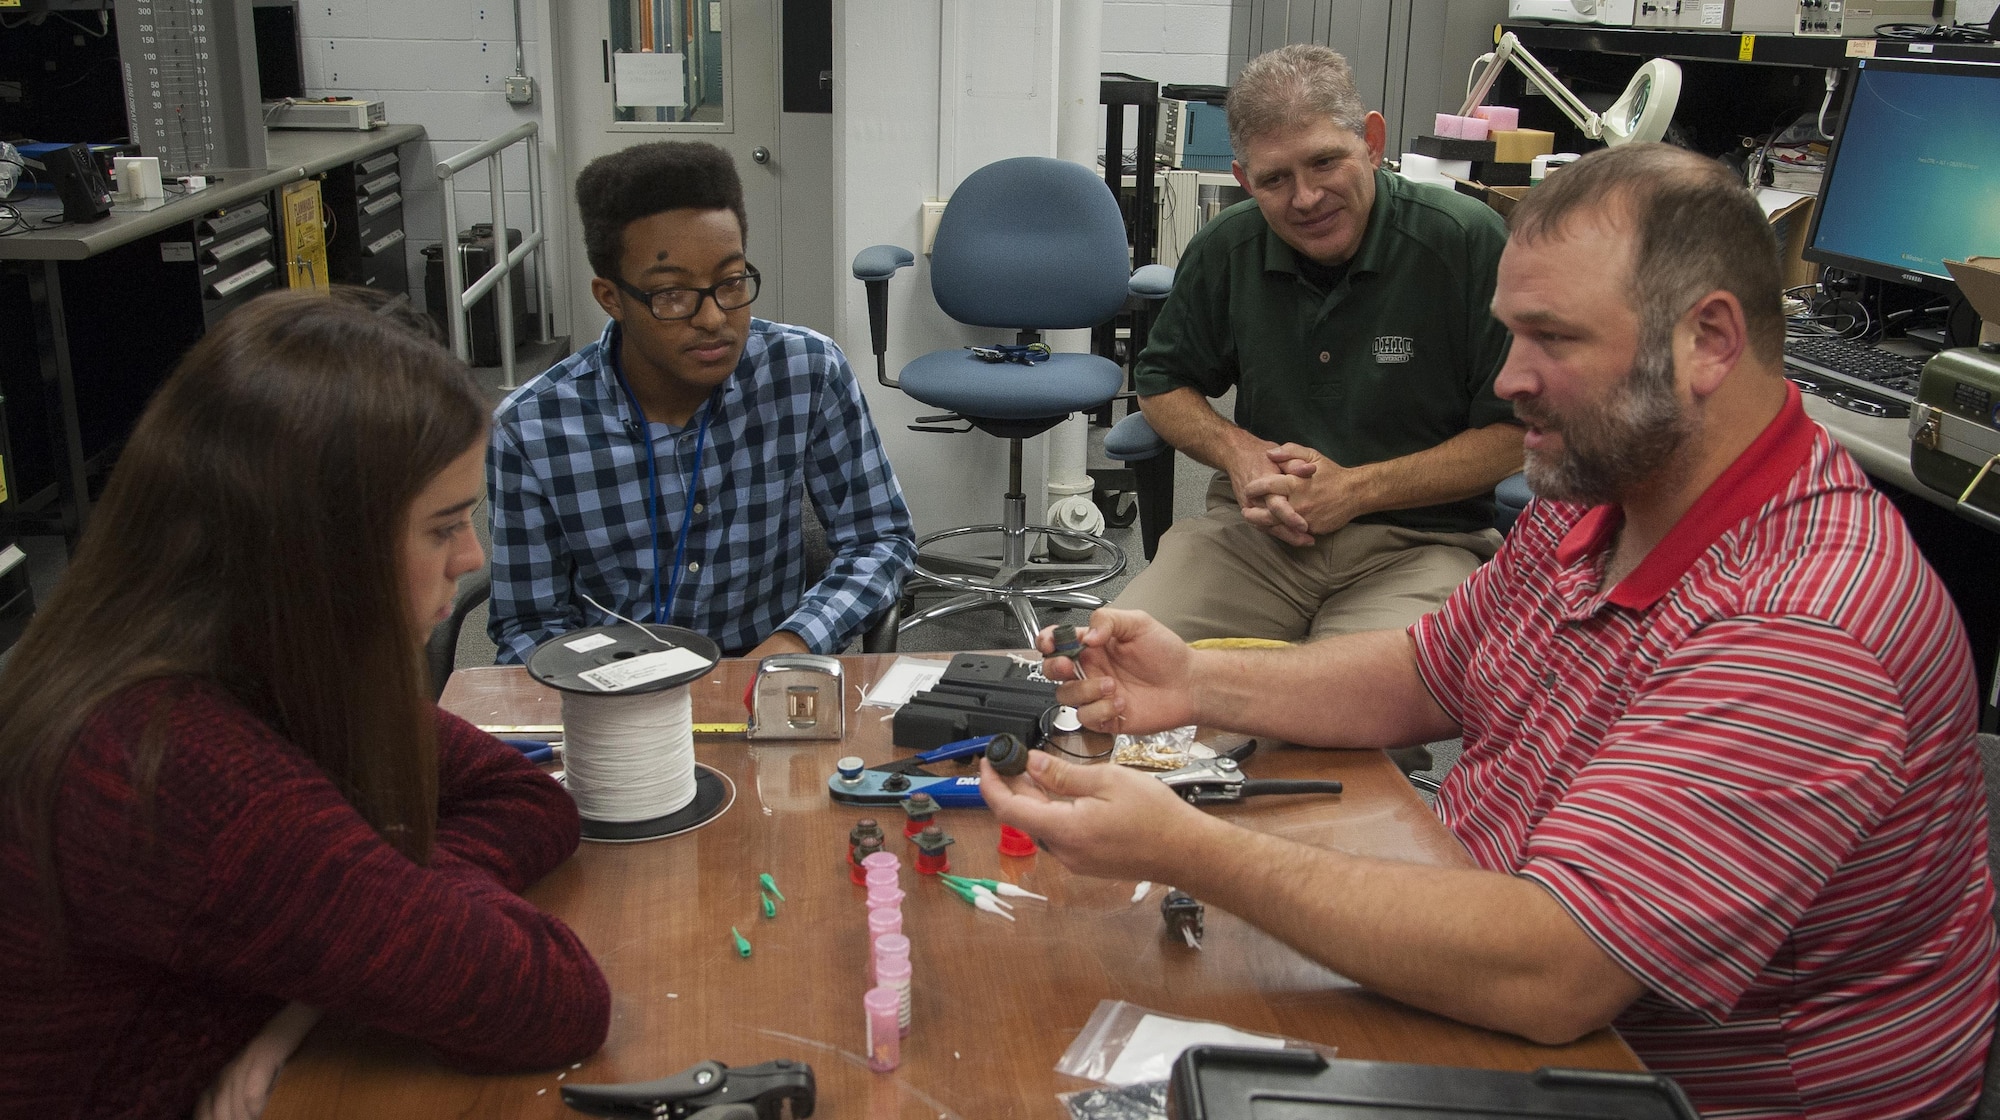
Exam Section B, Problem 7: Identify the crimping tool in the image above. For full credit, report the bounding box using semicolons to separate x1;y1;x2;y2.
1154;756;1343;805
562;1058;815;1119
826;734;1012;807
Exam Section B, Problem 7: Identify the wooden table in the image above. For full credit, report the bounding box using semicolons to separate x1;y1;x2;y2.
268;655;1638;1118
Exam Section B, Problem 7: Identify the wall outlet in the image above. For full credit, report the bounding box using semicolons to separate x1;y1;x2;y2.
504;74;537;105
920;199;948;254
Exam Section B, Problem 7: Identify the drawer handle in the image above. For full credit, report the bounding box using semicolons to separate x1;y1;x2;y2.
361;172;401;196
363;229;405;258
208;227;274;263
208;258;277;299
361;192;402;217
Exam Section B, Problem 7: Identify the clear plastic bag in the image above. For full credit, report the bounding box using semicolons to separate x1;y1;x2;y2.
1054;999;1330;1088
1111;725;1203;770
1058;1079;1169;1120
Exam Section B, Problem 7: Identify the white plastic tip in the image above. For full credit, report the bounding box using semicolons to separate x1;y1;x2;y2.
994;883;1048;901
974;896;1016;921
1131;881;1153;904
971;886;1015;910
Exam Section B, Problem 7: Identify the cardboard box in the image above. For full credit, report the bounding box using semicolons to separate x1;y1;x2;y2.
1449;177;1532;219
1490;129;1555;164
1763;192;1816;290
1944;257;2000;348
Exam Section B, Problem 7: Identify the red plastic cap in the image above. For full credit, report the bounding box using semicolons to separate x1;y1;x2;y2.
997;824;1037;857
914;848;950;875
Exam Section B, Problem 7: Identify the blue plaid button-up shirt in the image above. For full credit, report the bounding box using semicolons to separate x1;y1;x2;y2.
487;318;915;664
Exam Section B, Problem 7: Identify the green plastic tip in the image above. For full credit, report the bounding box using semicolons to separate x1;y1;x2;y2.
731;926;752;957
943;879;978;905
758;873;786;901
761;895;777;919
961;875;999;891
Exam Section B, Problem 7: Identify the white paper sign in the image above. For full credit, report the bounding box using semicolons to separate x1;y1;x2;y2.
564;633;618;653
578;647;711;691
614;51;687;108
860;656;949;709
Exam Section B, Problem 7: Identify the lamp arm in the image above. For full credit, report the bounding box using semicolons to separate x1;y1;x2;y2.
1458;32;1604;141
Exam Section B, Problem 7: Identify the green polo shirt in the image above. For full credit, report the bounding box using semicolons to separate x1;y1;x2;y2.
1134;168;1514;533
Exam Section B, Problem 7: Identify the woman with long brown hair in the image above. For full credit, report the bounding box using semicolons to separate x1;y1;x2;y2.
0;289;609;1120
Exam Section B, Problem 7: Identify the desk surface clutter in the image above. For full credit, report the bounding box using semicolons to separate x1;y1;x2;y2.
264;655;1637;1119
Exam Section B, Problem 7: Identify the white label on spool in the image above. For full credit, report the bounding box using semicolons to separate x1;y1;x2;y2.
579;647;712;691
565;633;618;653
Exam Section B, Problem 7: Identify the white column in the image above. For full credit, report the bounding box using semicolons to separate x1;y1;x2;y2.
1044;0;1106;558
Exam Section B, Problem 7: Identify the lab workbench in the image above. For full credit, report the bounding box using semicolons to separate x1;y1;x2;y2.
0;124;425;543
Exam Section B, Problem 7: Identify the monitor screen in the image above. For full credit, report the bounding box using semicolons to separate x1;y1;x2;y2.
1804;57;2000;295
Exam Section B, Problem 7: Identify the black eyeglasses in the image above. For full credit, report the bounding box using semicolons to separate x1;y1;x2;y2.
614;269;761;321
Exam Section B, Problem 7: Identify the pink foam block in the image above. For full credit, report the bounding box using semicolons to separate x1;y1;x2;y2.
1459;117;1490;140
1433;113;1462;139
1472;105;1520;131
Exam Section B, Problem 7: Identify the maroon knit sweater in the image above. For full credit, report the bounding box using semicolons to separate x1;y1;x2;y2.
0;679;610;1119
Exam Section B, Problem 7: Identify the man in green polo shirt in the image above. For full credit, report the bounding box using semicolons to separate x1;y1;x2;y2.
1114;43;1524;643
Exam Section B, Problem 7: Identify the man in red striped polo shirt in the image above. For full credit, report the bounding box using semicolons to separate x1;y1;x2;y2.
986;143;1999;1118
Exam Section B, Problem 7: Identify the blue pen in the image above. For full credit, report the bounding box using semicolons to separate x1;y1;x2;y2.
520;745;558;764
500;737;558;752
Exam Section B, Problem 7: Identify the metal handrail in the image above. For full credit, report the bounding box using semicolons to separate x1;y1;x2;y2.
435;120;555;389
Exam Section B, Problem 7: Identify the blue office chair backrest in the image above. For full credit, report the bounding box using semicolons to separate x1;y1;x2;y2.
930;156;1132;331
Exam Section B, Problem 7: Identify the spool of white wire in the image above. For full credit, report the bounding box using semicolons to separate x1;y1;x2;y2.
524;620;728;842
560;686;698;822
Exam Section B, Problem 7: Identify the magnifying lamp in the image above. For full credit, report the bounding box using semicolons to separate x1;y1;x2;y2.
1460;32;1682;146
0;141;21;199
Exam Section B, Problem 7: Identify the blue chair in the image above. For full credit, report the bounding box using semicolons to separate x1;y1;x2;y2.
853;156;1169;647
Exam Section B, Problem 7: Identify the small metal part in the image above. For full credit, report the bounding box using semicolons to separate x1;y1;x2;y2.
748;654;844;740
903;792;940;823
853;833;884;861
1162;889;1204;950
913;823;955;875
1047;623;1086;679
984;732;1030;777
1050;623;1084;661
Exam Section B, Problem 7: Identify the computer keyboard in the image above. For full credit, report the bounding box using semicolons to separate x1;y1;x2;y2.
1783;335;1927;411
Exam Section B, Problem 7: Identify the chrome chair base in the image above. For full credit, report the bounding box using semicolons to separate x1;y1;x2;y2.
901;517;1126;648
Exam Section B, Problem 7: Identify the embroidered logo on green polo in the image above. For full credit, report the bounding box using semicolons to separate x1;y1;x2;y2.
1373;336;1414;364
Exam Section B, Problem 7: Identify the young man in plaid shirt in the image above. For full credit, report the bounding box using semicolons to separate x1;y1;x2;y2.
488;142;914;663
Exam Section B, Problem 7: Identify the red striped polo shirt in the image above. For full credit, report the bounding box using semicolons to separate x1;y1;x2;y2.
1411;383;1999;1119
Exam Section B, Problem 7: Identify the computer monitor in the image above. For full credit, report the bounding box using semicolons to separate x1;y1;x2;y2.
1804;57;2000;296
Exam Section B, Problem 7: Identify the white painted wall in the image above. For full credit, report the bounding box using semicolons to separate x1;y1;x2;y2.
284;0;1238;535
295;0;559;323
829;0;1232;538
1102;0;1234;88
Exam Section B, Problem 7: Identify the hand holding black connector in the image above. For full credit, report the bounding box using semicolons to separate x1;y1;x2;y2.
1047;623;1086;680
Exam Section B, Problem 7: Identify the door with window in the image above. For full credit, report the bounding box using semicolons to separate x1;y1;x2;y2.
557;0;784;340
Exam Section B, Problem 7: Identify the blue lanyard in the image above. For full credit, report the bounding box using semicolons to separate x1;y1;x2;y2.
612;347;717;626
